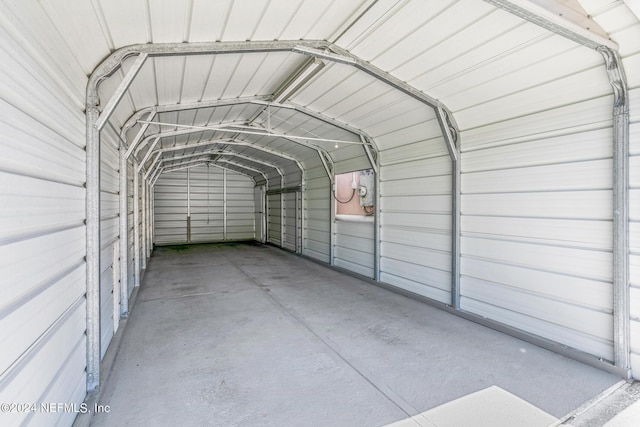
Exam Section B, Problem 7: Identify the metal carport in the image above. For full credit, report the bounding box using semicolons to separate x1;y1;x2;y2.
0;1;638;426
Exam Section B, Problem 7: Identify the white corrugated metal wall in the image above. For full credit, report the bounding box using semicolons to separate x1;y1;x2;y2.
304;165;331;263
0;1;88;425
127;161;136;296
267;193;282;247
377;106;453;303
594;0;640;380
335;219;375;278
1;4;639;427
99;127;120;359
454;20;616;362
154;166;255;245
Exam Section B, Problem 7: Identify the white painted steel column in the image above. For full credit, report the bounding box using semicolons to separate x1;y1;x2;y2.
133;160;140;287
141;179;147;269
187;168;191;243
330;177;336;266
118;143;129;317
85;106;100;392
223;169;227;240
147;181;152;257
599;47;631;377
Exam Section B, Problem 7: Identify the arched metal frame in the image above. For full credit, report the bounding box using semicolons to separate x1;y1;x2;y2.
86;18;630;392
87;40;453;391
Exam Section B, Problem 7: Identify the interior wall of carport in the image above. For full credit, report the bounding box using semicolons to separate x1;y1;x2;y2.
431;2;639;378
0;3;88;426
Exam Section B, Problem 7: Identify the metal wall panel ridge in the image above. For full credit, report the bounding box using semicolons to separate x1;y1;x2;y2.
335;219;374;278
303;166;330;262
378;148;453;304
0;1;88;424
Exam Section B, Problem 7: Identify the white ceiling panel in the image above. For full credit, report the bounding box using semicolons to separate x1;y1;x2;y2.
98;0;149;46
180;55;216;103
403;22;550;93
126;59;157;109
221;0;270;42
38;0;110;75
154;57;186;105
303;0;370;40
348;0;456;62
441;42;602;111
188;0;232;42
252;0;304;40
220;54;270;99
148;0;190;43
200;54;243;100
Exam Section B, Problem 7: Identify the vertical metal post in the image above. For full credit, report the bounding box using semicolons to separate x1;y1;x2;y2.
187;168;191;243
223;169;227;240
295;191;300;253
118;143;129;317
330;176;336;266
452;156;461;309
281;192;285;248
151;184;155;248
436;106;461;310
141;178;147;270
86;106;101;392
599;47;631;377
374;169;381;281
133;160;140;287
265;187;270;243
147;181;152;257
300;169;306;255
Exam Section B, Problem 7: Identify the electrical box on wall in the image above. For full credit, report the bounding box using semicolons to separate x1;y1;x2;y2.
359;170;374;207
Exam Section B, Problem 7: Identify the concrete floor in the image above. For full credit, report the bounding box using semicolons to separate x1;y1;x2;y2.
91;242;621;427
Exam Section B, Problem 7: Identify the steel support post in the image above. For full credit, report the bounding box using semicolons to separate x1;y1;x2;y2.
85;106;101;392
141;178;147;270
452;155;461;309
223;169;227;241
118;142;129;318
187;168;192;243
599;47;631;377
133;161;140;286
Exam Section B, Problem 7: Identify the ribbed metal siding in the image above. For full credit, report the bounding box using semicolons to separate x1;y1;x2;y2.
154;166;255;245
154;170;188;245
378;133;453;304
267;193;281;246
99;128;120;359
127;161;136;296
190;166;224;242
304;165;330;262
225;170;255;241
335;219;374;278
282;192;297;251
0;2;87;424
459;91;615;360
